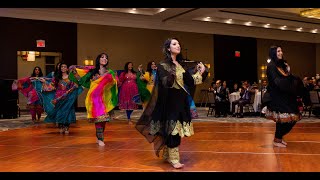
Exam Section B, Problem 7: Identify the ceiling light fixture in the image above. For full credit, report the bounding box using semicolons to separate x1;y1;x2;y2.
280;25;287;30
225;19;233;24
263;24;270;28
245;21;252;26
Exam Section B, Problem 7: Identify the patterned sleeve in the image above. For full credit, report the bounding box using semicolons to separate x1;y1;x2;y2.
192;72;203;85
42;78;56;92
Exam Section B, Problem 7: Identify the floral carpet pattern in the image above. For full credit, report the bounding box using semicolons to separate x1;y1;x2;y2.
0;107;319;131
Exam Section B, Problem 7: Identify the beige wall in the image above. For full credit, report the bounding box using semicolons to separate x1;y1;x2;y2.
77;23;318;108
77;24;214;107
257;39;316;82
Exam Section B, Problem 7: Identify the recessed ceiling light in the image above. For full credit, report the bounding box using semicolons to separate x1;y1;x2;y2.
94;8;105;11
225;19;233;24
203;17;211;21
245;21;252;26
159;8;166;12
263;24;270;28
280;26;287;30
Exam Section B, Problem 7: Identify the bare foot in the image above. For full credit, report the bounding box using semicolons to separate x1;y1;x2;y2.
282;140;287;145
97;140;105;146
273;141;286;148
170;162;184;169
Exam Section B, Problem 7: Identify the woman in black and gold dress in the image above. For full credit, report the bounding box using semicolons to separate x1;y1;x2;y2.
136;38;207;169
265;45;304;148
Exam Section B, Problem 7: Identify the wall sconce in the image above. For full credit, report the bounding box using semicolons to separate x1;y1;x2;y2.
260;64;267;79
204;63;211;77
17;51;40;61
84;56;94;66
27;51;36;62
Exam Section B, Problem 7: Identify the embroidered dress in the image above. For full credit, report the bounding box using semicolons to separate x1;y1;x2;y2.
136;71;151;105
136;59;206;156
69;66;118;123
265;61;303;123
144;70;157;93
15;77;43;120
41;77;83;124
118;72;139;110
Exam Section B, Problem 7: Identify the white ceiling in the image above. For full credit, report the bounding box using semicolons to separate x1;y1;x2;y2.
1;8;320;42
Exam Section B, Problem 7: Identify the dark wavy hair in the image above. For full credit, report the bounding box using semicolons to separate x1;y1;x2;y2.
124;62;136;74
31;66;43;77
54;62;62;75
162;37;184;63
89;53;109;79
146;61;156;74
269;45;288;72
54;62;68;88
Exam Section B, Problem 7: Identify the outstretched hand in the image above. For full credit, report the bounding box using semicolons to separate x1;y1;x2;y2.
197;62;205;75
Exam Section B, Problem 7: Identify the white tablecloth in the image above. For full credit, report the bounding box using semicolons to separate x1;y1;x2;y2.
229;91;261;112
253;91;261;112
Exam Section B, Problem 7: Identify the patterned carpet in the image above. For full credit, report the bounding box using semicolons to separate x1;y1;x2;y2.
0;107;319;131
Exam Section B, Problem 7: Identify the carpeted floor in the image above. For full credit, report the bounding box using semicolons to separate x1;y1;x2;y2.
0;107;319;131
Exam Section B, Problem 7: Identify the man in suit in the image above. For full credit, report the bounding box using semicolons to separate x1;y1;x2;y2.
231;80;252;118
260;80;268;93
213;80;228;117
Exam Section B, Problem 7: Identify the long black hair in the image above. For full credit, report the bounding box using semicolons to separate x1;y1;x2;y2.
124;62;136;74
31;66;43;77
89;53;109;79
54;62;68;88
146;61;156;74
269;45;288;72
162;37;184;63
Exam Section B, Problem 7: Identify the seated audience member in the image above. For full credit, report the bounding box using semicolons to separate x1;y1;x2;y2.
231;80;252;118
213;80;228;117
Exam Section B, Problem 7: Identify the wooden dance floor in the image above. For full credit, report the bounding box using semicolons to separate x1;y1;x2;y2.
0;113;320;172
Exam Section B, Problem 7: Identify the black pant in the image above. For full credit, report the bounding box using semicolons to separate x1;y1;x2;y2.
275;121;296;139
166;134;181;148
215;100;229;116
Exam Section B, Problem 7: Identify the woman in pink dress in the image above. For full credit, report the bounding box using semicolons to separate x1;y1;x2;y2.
118;62;139;124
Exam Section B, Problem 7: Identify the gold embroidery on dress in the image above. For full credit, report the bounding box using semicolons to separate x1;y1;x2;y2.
192;72;203;85
172;64;185;89
171;121;194;137
168;147;180;164
162;145;169;161
88;114;111;123
265;109;302;123
150;120;161;135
